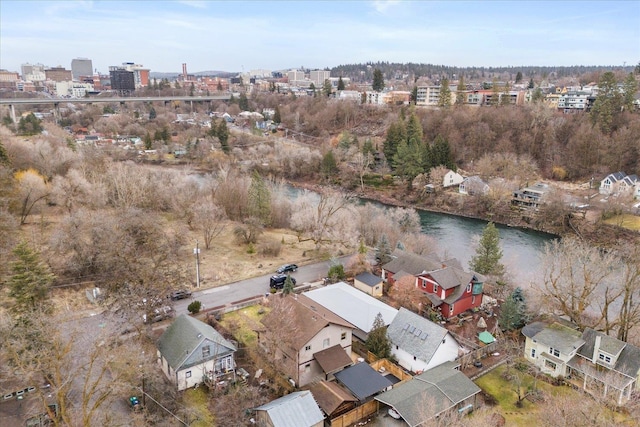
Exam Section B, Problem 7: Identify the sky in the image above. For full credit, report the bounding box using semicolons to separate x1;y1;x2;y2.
1;1;639;74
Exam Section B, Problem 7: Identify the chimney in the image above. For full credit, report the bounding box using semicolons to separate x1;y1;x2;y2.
593;334;601;363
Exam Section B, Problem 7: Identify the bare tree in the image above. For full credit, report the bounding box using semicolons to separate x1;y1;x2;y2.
615;242;640;342
389;275;427;314
13;168;50;224
194;200;227;250
352;151;373;192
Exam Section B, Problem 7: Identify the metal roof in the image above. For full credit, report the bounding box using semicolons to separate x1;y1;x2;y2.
334;362;393;401
253;391;324;427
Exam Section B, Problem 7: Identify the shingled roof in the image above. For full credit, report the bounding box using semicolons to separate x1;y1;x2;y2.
307;381;357;416
382;249;443;276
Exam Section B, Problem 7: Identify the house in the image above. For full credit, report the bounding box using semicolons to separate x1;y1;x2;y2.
523;322;640;404
511;182;550;210
334;362;394;402
258;294;355;387
600;172;639;197
252;390;324;427
354;272;384;297
387;308;463;374
156;314;236;391
442;169;464;188
459;176;489;196
382;250;484;319
307;380;358;420
375;361;481;426
303;281;398;341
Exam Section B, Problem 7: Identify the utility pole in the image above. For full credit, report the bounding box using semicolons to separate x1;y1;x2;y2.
194;241;201;288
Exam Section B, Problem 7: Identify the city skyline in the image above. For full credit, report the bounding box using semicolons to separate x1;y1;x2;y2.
1;0;639;75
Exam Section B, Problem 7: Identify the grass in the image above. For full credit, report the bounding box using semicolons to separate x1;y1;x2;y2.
603;214;640;231
182;387;215;427
218;304;269;346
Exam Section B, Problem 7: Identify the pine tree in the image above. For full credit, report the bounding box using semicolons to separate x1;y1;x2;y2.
383;120;406;169
376;234;392;265
17;113;43;136
322;79;332;97
247;171;271;226
498;287;529;331
393;140;423;187
500;82;511;106
470;222;504;276
622;73;638;112
490;79;500;106
320;150;338;181
144;132;152;150
411;85;418;104
362;138;375;157
515;71;523;84
366;313;391;359
432;135;455;170
528;77;535;89
217;120;230;153
282;274;295;295
372;69;384;92
7;241;55;314
591;71;623;134
337;76;345;91
148;107;156;120
438;78;451;108
405;112;423;145
239;92;250;111
273;106;282;124
456;76;466;105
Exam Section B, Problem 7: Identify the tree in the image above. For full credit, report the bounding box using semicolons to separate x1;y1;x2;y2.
6;241;55;314
239;92;250;111
189;82;195;96
247;171;271;226
282;274;295;295
194;200;227;250
14;168;50;225
456;76;466;105
337;76;345;91
320;150;338;181
515;71;523;84
372;69;384;92
383;120;406;169
438;78;451;108
490;78;500;106
616;243;640;342
144;131;152;150
431;135;455;170
405;111;423;145
322;79;332;97
591;71;623;134
499;287;529;331
217;119;230;153
528;77;535;89
376;234;392;265
470;222;504;276
500;82;511;106
17;113;43;136
393;140;423;187
622;73;638;112
353;151;373;191
273;106;282;124
188;300;202;314
148;106;156;120
327;263;346;283
411;85;418;104
365;313;391;359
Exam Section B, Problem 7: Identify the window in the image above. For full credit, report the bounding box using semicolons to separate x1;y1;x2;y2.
544;360;557;370
449;303;454;313
433;283;439;293
341;332;346;340
305;345;311;351
202;346;210;358
598;353;612;363
185;371;192;378
323;338;330;348
549;347;560;357
531;348;536;358
466;283;472;293
305;363;311;371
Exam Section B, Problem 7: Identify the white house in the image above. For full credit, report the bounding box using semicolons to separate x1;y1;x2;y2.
157;314;236;391
443;170;464;188
459;176;489;195
386;308;463;374
600;171;638;196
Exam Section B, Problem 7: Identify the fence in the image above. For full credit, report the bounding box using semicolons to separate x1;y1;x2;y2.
329;399;378;427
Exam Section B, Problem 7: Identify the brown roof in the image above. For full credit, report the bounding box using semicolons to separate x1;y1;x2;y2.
307;381;357;416
261;294;355;350
314;344;353;375
382;250;443;276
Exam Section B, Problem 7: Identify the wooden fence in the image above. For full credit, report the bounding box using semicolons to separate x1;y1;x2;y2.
329;399;378;427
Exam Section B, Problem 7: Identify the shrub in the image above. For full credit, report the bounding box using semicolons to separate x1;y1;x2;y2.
188;300;202;314
258;240;282;256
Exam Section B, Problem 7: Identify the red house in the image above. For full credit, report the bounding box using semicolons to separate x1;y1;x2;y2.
382;250;484;319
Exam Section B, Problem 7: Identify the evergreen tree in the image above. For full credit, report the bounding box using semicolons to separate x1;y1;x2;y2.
470;222;504;276
144;132;152;150
160;127;170;142
309;83;317;97
531;87;544;103
456;76;466;105
189;82;195;97
432;135;455;170
0;141;9;165
320;150;338;181
372;69;385;92
327;264;346;283
17;113;43;136
528;77;535;89
490;78;500;106
393;140;423;187
375;234;392;265
498;287;529;331
273;106;282;124
2;114;13;127
500;82;511;106
247;171;271;226
322;79;332;97
515;71;523;84
282;274;295;295
362;138;375;157
591;71;623;134
239;92;250;111
411;85;418;104
405;112;423;145
622;73;638;112
174;81;181;89
438;78;451;108
366;313;391;359
217;120;230;153
7;241;55;314
148;107;156;120
383;120;406;169
337;76;345;91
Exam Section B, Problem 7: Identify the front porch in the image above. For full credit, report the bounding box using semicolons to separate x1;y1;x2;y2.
566;358;636;405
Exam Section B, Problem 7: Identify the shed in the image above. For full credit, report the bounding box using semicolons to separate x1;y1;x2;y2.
478;331;495;345
354;272;384;297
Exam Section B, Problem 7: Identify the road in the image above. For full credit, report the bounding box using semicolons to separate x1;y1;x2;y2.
170;255;353;314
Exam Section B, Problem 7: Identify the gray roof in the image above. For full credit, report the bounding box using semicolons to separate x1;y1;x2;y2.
579;328;640;378
355;272;382;287
428;267;474;290
253;391;324;427
386;308;455;365
334;362;393;401
304;282;397;333
375;362;480;427
157;314;236;371
531;323;584;356
521;321;547;339
382;250;443;276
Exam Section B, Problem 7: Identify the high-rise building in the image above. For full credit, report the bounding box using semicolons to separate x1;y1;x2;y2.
45;66;73;82
109;67;135;93
310;70;330;86
21;63;46;81
71;58;93;80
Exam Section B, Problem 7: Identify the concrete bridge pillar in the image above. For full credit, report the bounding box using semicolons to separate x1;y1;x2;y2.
9;104;18;130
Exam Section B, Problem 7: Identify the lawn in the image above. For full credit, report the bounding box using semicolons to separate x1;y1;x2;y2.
603;214;640;231
182;388;215;427
218;304;269;346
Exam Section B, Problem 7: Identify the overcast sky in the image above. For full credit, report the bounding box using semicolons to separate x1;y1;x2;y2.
1;1;639;74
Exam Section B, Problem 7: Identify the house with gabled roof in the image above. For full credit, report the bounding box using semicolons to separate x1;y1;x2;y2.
375;361;481;426
303;281;398;341
333;362;394;402
459;175;489;196
157;314;236;391
258;294;355;387
387;308;463;374
252;390;324;427
306;380;358;420
523;322;640;405
600;171;639;196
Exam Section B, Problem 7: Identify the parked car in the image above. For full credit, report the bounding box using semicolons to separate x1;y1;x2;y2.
170;290;192;300
143;306;174;324
270;274;296;289
276;263;298;274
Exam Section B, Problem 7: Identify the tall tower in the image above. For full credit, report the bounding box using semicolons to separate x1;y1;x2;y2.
71;58;93;80
182;63;188;80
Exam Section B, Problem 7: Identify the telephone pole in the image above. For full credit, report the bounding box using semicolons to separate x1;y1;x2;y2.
194;241;201;288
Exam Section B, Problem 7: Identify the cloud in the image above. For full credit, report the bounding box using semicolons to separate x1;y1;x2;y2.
371;0;401;14
177;0;207;9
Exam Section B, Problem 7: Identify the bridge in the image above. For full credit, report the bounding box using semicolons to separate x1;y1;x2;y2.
0;95;232;129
